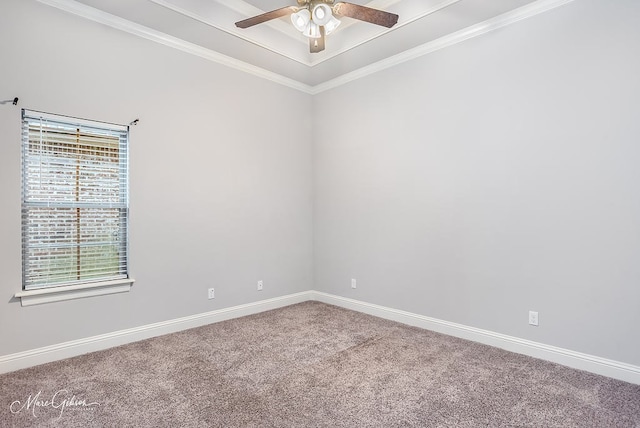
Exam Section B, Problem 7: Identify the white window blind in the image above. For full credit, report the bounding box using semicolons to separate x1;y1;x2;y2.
22;110;129;290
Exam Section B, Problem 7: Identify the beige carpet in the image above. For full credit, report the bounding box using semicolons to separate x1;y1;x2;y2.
1;301;639;427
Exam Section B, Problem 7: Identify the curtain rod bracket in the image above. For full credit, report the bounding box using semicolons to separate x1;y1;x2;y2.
1;97;19;106
129;118;139;126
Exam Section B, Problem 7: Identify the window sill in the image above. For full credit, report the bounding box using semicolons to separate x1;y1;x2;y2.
14;279;135;307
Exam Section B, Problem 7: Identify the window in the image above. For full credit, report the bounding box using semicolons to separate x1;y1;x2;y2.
20;110;131;301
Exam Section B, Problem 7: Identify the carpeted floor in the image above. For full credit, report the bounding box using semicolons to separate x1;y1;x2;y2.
1;301;639;427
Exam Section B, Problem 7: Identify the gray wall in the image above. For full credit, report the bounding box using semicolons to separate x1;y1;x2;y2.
313;0;640;366
2;0;639;369
0;0;313;355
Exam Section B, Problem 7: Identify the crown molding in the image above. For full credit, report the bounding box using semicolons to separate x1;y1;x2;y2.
307;0;462;67
36;0;314;94
310;0;576;94
37;0;575;95
148;0;311;67
147;0;462;68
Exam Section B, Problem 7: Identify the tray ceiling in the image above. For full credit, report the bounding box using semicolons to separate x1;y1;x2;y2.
41;0;572;90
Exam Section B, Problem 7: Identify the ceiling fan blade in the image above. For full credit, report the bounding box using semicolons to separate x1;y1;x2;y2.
310;27;326;53
333;2;398;28
235;6;297;29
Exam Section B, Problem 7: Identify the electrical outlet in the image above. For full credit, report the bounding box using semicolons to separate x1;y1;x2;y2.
351;278;357;289
257;280;263;291
208;288;215;300
529;310;539;326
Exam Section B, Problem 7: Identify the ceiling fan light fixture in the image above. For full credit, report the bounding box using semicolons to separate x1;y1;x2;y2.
303;21;321;39
290;9;311;32
324;16;341;35
235;1;399;54
311;3;333;26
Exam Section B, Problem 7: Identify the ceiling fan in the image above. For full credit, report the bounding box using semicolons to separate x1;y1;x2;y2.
235;0;399;53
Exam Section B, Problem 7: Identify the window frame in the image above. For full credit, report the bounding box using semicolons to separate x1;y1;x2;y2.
15;110;134;306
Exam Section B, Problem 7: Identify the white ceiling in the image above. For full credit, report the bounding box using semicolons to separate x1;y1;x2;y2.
41;0;572;90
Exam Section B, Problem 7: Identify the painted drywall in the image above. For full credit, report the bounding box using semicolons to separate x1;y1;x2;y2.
313;0;640;366
2;0;639;373
0;0;313;355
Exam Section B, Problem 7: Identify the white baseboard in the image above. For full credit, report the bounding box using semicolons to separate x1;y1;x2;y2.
310;291;640;385
0;291;313;374
2;289;638;385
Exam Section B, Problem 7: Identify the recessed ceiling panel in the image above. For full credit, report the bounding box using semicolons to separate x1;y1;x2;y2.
64;0;542;86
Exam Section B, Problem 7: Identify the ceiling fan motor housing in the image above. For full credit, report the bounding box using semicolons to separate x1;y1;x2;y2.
298;0;335;5
237;1;398;53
